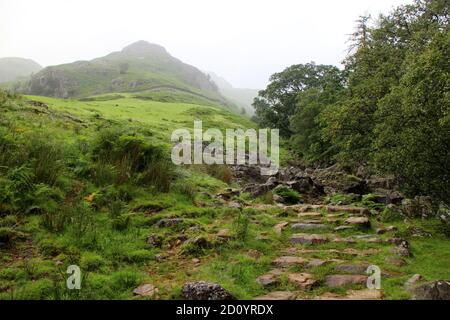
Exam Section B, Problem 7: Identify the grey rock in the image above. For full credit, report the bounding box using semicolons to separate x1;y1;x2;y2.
182;281;235;300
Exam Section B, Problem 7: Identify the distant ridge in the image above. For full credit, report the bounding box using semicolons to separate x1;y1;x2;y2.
8;41;235;110
0;57;42;83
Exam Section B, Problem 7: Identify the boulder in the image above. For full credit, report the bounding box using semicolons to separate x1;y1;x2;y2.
411;280;450;300
181;281;235;300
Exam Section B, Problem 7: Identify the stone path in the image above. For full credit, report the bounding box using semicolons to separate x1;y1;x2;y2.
251;204;402;300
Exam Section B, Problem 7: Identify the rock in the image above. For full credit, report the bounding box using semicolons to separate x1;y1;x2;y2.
155;218;184;228
404;274;423;288
217;189;240;200
344;217;371;227
256;274;279;287
254;291;298;300
146;234;163;248
376;226;398;234
385;256;407;267
246;249;262;260
192;258;201;264
325;275;368;288
273;222;289;234
133;284;158;297
306;259;329;268
298;212;322;218
312;166;368;195
387;237;406;246
334;263;370;274
327;206;370;216
185;236;211;249
216;229;232;241
181;281;235;300
411;280;450;300
290;234;328;245
272;256;308;267
405;226;432;238
291;223;329;232
392;241;412;257
334;226;354;232
226;201;241;209
332;237;356;244
316;289;382;300
287;273;316;290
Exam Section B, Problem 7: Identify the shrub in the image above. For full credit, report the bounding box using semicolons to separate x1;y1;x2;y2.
273;186;301;205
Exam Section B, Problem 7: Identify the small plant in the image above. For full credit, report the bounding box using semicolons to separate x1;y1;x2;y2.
273;186;301;205
233;209;250;243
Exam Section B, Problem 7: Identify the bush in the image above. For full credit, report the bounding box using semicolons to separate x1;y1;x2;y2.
273;186;301;205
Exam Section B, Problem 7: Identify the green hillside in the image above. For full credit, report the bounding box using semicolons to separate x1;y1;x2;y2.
8;41;236;111
0;57;42;83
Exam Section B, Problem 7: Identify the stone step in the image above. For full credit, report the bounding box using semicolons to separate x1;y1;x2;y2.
272;256;308;267
290;234;329;245
291;223;330;232
287;273;316;290
325;274;368;288
254;291;298;300
315;289;383;300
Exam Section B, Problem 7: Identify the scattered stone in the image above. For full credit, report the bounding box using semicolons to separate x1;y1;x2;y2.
335;263;370;274
155;218;184;228
290;234;328;245
334;226;354;232
226;201;241;209
298;212;322;218
272;256;308;267
391;241;412;257
216;229;232;242
133;284;158;297
254;291;298;300
291;223;329;232
385;256;407;267
376;226;398;235
387;237;406;245
273;222;289;234
344;216;371;228
405;226;432;238
325;275;368;288
256;274;279;287
246;249;262;260
316;289;382;300
185;236;210;249
217;189;240;200
287;273;316;290
327;206;370;216
404;274;423;288
307;259;329;268
182;281;235;300
332;237;356;244
411;280;450;300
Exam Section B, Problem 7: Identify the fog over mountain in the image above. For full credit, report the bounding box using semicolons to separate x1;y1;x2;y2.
0;0;412;88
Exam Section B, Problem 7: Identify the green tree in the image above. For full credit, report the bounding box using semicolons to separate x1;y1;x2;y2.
253;63;343;137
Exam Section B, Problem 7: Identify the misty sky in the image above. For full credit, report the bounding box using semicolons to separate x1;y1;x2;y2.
0;0;412;89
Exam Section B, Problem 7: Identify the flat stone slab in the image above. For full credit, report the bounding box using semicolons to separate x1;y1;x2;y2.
290;234;328;245
273;222;289;234
291;223;329;232
306;259;329;268
327;206;370;216
325;275;368;288
256;274;279;287
285;247;380;257
316;289;382;300
133;284;158;297
254;291;298;300
334;263;370;274
298;212;322;218
272;256;308;267
288;273;316;290
345;216;371;227
332;237;356;244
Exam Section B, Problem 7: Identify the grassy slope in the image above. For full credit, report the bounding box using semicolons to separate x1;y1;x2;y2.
0;93;448;300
